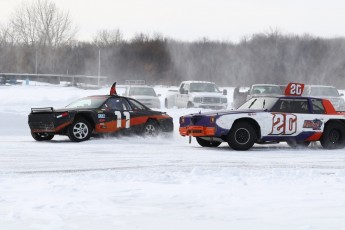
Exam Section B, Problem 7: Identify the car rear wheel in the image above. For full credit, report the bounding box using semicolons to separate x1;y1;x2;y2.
196;137;221;147
227;121;256;150
320;122;345;149
67;119;92;142
143;120;160;136
286;140;311;148
31;132;54;141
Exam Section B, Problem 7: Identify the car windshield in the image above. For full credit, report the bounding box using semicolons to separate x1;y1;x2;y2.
65;96;107;109
309;87;340;97
238;97;278;110
190;83;220;93
129;87;156;96
251;85;282;95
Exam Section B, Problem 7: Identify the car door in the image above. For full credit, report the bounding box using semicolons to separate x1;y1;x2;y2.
267;98;318;139
101;97;131;132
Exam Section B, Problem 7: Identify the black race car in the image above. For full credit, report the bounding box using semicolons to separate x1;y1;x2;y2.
28;89;173;142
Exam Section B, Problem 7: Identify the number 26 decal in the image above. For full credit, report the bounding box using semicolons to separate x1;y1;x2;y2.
114;111;130;128
270;113;297;135
285;83;304;96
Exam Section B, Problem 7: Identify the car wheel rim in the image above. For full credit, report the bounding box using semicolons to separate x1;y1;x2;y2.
73;122;89;139
235;128;250;144
145;124;156;135
329;129;340;143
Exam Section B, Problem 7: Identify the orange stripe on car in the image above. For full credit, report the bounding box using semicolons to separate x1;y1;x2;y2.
306;132;323;141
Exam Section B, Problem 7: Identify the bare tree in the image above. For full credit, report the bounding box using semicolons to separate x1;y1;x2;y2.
0;24;18;45
93;29;123;47
9;0;76;47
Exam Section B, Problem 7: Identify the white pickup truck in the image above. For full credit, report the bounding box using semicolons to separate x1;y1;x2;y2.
165;81;228;109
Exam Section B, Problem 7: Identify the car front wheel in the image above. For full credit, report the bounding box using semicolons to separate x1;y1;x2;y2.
67;119;92;142
143;120;160;136
227;121;256;150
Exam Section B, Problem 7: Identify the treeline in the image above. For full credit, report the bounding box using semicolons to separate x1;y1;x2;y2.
1;32;345;87
1;0;345;87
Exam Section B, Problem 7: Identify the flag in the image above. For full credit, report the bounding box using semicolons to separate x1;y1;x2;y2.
110;82;117;95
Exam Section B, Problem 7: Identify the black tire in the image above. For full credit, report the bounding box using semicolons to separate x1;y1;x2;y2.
196;137;221;147
31;132;54;141
143;120;160;136
227;121;256;150
67;119;92;142
320;122;345;149
286;140;311;148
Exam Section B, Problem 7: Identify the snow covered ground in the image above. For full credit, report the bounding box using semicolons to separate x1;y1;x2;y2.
1;83;345;230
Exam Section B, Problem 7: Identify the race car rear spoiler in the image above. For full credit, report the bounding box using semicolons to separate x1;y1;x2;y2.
31;107;54;113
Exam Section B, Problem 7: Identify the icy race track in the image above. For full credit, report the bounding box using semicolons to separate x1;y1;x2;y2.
1;84;345;230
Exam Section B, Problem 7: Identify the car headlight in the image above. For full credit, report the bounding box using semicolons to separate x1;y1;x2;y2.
221;98;227;103
193;97;202;103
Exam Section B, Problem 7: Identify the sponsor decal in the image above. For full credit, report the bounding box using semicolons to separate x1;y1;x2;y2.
303;119;323;130
98;114;106;119
270;113;297;135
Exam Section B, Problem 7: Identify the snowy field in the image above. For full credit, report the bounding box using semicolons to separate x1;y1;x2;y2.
1;83;345;230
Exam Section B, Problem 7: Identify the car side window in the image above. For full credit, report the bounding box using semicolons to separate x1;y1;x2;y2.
104;98;129;110
311;99;325;114
127;98;147;111
271;99;309;113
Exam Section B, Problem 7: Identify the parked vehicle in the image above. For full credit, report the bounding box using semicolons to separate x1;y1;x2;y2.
122;85;161;109
180;83;345;150
303;85;345;111
28;83;173;142
165;81;228;109
232;84;283;109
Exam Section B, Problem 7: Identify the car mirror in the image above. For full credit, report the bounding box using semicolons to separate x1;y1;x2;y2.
223;89;227;95
340;93;344;96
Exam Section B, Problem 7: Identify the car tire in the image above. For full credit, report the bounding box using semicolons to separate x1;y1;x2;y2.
286;140;311;148
227;121;256;150
320;122;345;149
67;119;92;142
196;137;221;147
31;132;54;141
143;120;160;136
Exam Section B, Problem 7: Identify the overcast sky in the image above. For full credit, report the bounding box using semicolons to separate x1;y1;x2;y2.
0;0;344;42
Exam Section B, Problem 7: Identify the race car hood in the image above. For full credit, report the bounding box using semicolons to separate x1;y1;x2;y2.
183;109;264;118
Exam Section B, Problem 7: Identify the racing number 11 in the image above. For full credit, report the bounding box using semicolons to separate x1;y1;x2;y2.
114;111;130;128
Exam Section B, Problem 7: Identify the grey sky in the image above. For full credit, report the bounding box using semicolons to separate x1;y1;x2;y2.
0;0;344;42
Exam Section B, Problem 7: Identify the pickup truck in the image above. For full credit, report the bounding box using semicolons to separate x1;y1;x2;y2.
165;81;228;109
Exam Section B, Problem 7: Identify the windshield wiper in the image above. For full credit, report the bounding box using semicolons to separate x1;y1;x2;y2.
248;99;257;109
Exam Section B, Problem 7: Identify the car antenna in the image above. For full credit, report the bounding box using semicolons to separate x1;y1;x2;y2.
110;82;117;95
